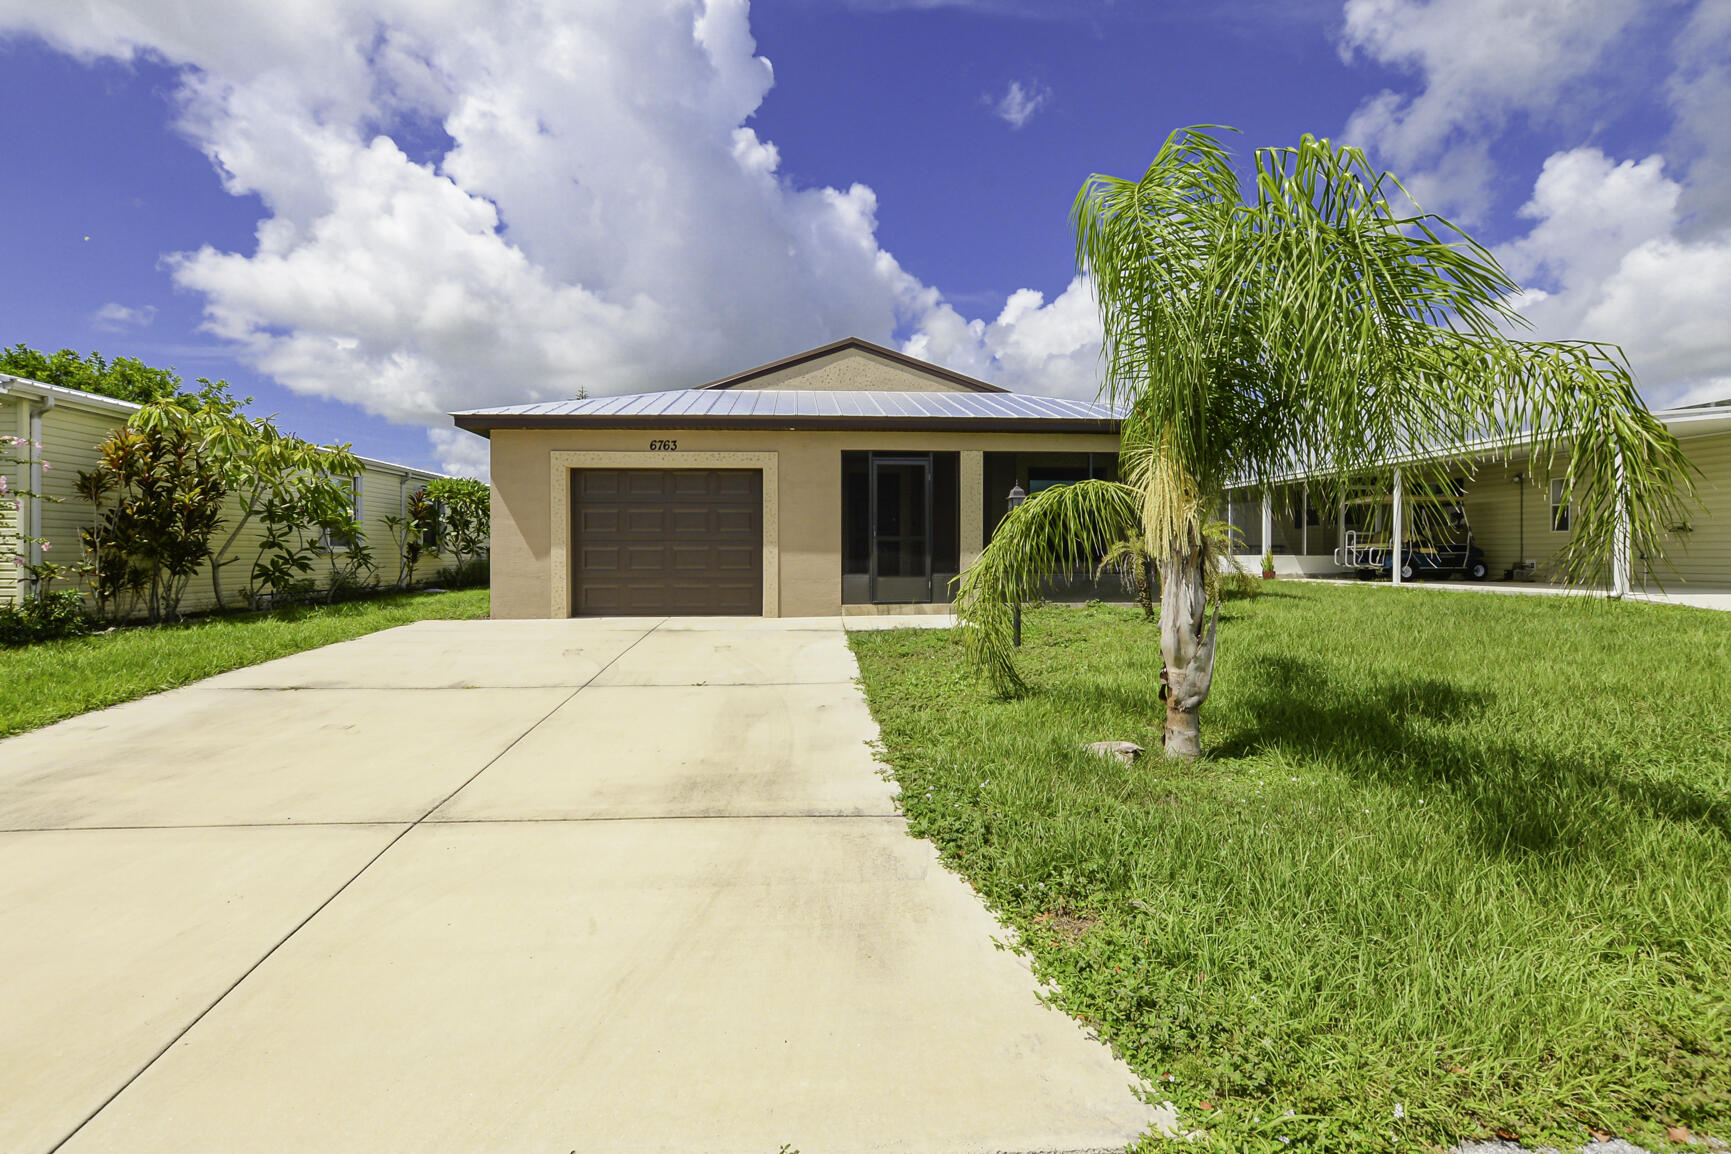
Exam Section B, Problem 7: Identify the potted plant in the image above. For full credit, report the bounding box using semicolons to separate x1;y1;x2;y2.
1261;550;1276;579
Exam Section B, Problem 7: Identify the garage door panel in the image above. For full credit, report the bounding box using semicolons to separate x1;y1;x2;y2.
578;587;621;613
624;546;666;572
715;546;756;571
577;472;620;498
671;509;710;534
624;509;667;534
714;472;756;499
579;546;620;571
670;472;712;497
715;509;754;535
579;509;620;534
624;472;668;497
572;469;763;617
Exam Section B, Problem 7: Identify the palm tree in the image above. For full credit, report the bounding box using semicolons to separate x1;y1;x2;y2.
956;127;1694;759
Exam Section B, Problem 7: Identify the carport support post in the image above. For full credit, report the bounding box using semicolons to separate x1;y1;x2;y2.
1391;467;1404;586
1260;488;1273;562
1338;488;1347;553
1007;484;1026;646
1301;483;1308;556
1612;452;1632;597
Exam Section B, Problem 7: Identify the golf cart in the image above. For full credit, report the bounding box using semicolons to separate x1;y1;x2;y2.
1333;482;1490;581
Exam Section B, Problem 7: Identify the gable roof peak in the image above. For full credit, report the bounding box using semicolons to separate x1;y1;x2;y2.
694;336;1009;393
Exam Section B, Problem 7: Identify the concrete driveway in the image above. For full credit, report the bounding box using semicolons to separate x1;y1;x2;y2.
0;616;1155;1153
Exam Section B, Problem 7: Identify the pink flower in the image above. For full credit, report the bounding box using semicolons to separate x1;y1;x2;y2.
40;461;51;471
39;541;49;552
11;556;23;567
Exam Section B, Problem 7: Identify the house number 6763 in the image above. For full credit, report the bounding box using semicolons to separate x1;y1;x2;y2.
649;439;678;451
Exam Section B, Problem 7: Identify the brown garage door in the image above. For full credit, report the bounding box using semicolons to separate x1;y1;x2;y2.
571;469;763;616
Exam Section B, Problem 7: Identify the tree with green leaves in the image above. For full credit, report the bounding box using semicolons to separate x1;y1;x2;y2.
957;127;1694;759
129;382;364;610
424;476;490;583
0;344;182;404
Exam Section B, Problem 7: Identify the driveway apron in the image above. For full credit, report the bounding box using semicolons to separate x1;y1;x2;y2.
0;616;1154;1153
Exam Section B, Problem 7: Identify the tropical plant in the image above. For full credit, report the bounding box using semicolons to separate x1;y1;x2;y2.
1094;529;1157;617
1201;519;1258;601
384;486;438;590
423;477;489;582
72;466;118;620
1094;519;1250;617
957;126;1694;759
130;382;364;611
87;424;227;624
247;492;322;608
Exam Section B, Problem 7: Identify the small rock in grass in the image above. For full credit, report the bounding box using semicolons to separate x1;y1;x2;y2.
1084;740;1143;765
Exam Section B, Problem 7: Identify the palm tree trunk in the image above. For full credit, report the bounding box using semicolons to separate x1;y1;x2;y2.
1158;545;1220;759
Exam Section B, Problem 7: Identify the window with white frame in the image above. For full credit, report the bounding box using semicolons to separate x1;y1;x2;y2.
1549;477;1570;532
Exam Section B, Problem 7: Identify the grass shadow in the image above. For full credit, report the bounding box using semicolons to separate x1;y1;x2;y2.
1215;655;1731;856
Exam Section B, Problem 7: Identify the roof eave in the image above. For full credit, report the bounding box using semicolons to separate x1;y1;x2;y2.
452;413;1121;435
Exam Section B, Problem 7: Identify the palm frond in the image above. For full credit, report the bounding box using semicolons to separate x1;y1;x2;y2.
955;479;1143;695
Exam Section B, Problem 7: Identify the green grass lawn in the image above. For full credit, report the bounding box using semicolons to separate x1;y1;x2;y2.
849;584;1731;1154
0;589;489;738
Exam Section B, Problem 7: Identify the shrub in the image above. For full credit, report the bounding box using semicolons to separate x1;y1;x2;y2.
432;556;489;589
0;590;90;646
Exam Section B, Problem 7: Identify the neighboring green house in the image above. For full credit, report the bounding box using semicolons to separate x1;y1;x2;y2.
1223;398;1731;590
1;372;453;613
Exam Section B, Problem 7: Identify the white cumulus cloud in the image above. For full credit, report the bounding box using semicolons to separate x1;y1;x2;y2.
905;276;1102;399
0;0;1100;462
1502;148;1731;407
1338;0;1651;220
1338;0;1731;407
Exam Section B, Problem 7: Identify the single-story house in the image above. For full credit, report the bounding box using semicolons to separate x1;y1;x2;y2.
1222;398;1731;591
1;373;453;614
453;337;1124;618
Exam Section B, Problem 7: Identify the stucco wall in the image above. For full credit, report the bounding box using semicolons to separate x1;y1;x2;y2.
722;347;980;392
485;426;1121;618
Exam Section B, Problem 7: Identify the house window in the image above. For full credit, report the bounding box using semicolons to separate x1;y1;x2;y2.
1550;477;1570;532
421;501;442;551
324;475;362;550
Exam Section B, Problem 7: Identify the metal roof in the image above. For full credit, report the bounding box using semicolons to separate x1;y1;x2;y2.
452;388;1125;433
691;336;1008;393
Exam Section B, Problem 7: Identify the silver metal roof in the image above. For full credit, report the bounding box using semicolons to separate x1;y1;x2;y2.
452;388;1124;427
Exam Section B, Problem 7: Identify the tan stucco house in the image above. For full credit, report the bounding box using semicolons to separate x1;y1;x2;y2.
453;338;1124;618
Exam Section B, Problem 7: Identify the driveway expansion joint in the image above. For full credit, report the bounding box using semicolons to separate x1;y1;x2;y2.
40;619;667;1154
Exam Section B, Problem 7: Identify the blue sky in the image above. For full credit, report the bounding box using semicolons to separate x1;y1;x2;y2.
1;0;1727;477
